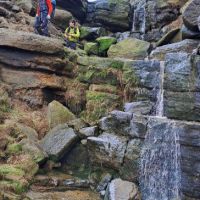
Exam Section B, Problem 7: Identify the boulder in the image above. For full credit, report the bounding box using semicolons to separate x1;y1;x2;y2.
0;28;64;54
84;42;99;55
150;39;199;60
78;126;98;139
183;0;200;31
15;0;34;14
108;38;150;60
181;25;200;40
80;26;107;40
47;101;76;129
54;9;72;30
96;37;117;54
57;0;87;21
40;124;78;160
87;133;127;169
86;0;131;32
104;178;140;200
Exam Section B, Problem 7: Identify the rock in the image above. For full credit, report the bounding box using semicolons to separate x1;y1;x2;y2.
80;26;107;40
181;25;200;40
104;178;140;200
87;133;127;169
79;126;98;139
54;9;72;30
86;0;131;32
0;28;64;55
183;0;200;31
89;84;117;94
150;39;199;60
84;42;99;55
108;38;150;60
16;0;34;14
67;118;87;131
47;101;76;129
57;0;87;21
124;101;153;115
40;124;78;160
96;173;112;192
120;139;143;182
96;37;117;54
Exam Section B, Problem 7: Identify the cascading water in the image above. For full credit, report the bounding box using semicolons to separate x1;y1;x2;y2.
156;61;165;117
140;118;181;200
132;0;147;38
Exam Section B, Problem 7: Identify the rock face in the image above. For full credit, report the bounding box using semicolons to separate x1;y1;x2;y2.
86;0;131;32
104;178;140;200
108;38;150;59
41;124;78;160
183;0;200;32
57;0;87;21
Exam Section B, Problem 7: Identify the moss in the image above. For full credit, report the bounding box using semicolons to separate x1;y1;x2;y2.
7;143;22;155
0;165;25;179
84;42;99;55
81;91;120;124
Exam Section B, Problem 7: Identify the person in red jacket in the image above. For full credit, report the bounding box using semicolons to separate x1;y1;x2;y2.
34;0;52;36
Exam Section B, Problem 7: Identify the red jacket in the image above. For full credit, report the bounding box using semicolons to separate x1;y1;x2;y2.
36;0;53;16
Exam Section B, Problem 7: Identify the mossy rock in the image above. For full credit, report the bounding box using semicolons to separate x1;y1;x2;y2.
0;165;25;177
81;91;120;124
108;38;150;60
7;143;22;155
96;36;117;54
84;42;99;55
47;100;76;129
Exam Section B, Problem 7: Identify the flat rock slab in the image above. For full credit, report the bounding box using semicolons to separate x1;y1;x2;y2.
105;178;140;200
41;124;78;160
0;28;64;54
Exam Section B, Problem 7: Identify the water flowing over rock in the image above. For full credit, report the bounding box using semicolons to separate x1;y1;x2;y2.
140;117;181;200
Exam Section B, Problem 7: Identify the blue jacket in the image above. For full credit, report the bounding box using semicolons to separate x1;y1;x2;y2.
51;0;56;5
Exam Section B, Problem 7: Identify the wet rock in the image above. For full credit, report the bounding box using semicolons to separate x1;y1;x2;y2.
79;126;98;139
40;124;78;160
47;101;76;129
120;139;143;182
0;28;64;54
183;0;200;31
108;38;150;60
87;133;127;169
150;39;199;60
104;178;140;200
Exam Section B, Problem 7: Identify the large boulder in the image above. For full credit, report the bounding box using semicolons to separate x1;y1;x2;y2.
47;101;76;129
86;0;131;32
87;133;127;169
108;38;150;60
0;28;64;54
150;39;199;60
40;124;78;160
104;178;140;200
57;0;87;21
183;0;200;31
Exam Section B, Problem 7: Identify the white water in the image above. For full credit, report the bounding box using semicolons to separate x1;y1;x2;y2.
140;119;181;200
132;0;146;37
156;61;165;117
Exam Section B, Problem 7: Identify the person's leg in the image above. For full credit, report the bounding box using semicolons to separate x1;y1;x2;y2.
40;11;49;36
34;16;41;35
70;42;76;50
51;4;56;19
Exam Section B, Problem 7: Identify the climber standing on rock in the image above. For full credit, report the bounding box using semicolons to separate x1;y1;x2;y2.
34;0;52;37
64;19;80;50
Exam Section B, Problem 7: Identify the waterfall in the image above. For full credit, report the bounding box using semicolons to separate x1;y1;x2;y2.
156;61;165;117
140;118;181;200
132;0;147;37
